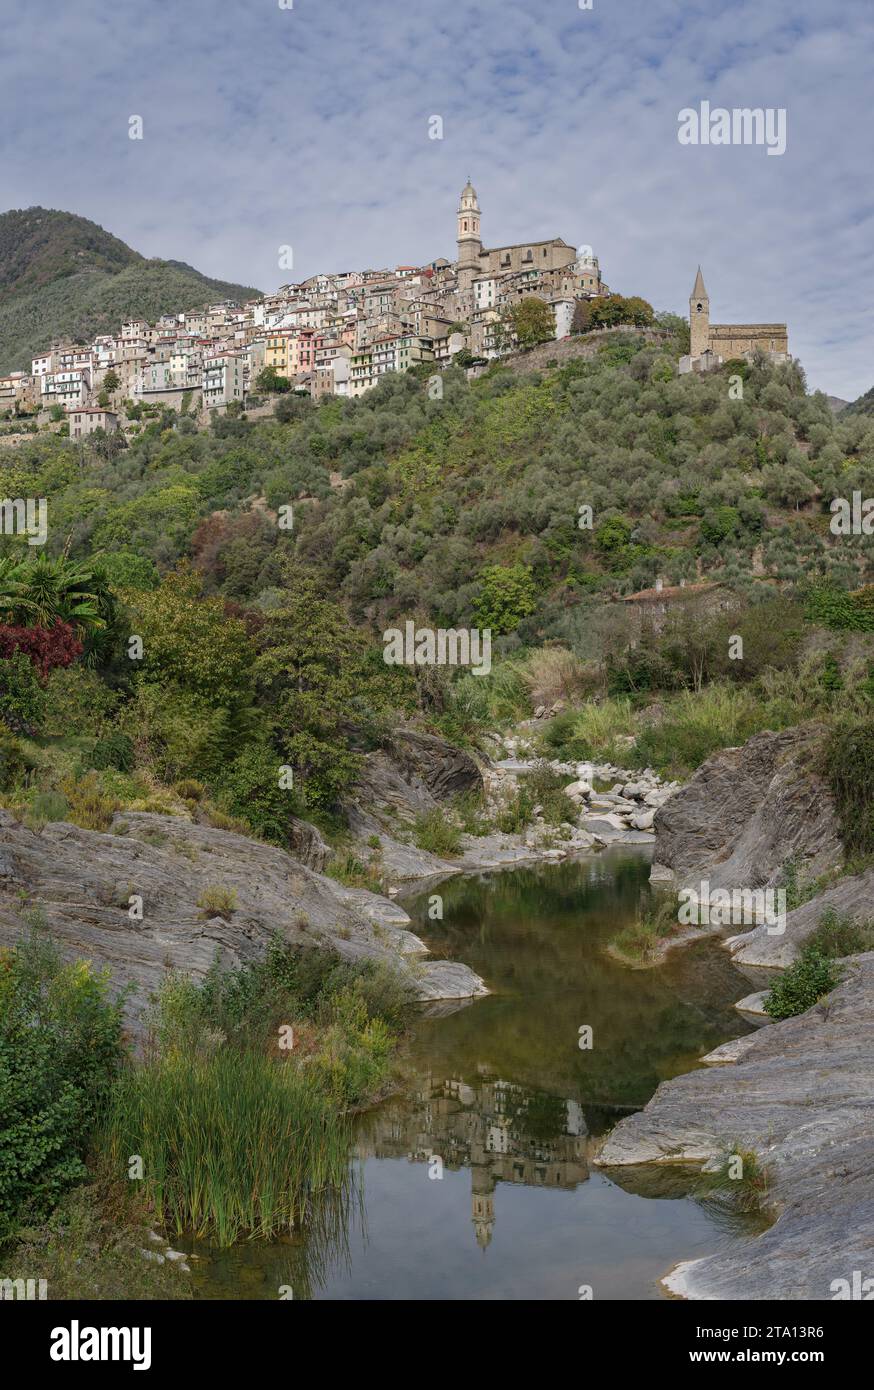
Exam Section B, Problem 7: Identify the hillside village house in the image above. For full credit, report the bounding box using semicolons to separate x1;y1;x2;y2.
67;406;119;438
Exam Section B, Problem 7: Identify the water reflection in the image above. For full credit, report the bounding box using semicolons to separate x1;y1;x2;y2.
357;1073;591;1252
194;850;762;1299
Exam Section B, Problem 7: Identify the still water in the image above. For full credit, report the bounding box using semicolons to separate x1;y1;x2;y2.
194;849;761;1300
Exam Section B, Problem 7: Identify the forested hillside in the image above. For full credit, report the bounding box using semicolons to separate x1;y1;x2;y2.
0;207;260;372
0;327;872;832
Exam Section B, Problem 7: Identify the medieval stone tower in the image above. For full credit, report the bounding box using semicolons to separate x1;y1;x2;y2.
689;265;710;358
456;178;482;293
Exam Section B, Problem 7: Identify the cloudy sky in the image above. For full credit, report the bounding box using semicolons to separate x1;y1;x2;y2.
2;0;873;397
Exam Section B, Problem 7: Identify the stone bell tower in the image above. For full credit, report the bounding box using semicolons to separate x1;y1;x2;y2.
690;265;710;358
456;178;482;294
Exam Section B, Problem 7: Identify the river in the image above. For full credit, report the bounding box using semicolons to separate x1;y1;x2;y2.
194;847;763;1300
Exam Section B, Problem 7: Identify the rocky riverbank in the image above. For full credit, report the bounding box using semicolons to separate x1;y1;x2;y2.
0;806;487;1041
347;725;680;882
595;722;874;1301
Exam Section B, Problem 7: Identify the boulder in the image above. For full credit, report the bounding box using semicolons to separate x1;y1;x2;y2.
388;729;483;801
652;724;843;893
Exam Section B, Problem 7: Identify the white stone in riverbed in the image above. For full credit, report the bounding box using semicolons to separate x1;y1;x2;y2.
564;779;592;797
734;990;771;1017
631;809;655;831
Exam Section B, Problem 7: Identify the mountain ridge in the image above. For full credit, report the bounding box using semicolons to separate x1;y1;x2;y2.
0;207;261;373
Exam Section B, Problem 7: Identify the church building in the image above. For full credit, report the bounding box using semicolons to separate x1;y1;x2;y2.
680;266;789;373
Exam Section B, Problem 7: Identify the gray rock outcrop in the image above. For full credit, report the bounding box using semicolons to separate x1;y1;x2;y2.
652;724;843;893
728;867;874;967
597;953;874;1300
0;809;487;1037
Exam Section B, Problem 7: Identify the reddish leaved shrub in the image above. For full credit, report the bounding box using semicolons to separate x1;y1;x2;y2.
0;621;84;679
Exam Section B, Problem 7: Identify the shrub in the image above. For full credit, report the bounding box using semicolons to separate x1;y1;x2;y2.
172;778;205;801
764;947;840;1020
89;732;135;773
0;729;33;791
0;922;126;1241
0;652;46;733
59;772;120;832
24;790;70;830
609;894;681;965
698;1146;773;1215
823;718;874;860
474;563;537;634
41;666;119;739
806;908;874;959
413;808;463;857
197;886;238;917
213;743;300;844
495;785;535;833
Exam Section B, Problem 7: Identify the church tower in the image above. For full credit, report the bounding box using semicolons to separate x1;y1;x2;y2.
690;266;710;358
456;178;482;293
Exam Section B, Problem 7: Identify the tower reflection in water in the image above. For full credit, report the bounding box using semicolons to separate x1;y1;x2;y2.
357;1070;592;1250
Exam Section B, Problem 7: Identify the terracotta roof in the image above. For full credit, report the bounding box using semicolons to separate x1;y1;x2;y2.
621;581;719;604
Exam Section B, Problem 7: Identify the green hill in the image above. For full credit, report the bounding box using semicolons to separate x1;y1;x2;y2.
843;383;874;417
0;207;261;373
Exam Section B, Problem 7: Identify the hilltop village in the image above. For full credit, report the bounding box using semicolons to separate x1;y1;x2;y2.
0;182;609;429
0;182;790;433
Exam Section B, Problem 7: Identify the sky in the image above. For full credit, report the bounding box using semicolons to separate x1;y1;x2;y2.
2;0;873;398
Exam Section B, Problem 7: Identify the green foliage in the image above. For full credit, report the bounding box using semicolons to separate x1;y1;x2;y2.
255;566;400;809
213;742;300;843
0;921;126;1241
0;651;46;730
505;296;556;349
587;294;655;330
100;939;411;1244
99;550;160;592
413;807;463;856
475;563;537;634
764;947;840;1020
0;554;115;634
805;584;874;632
131;569;255;707
0;728;33;790
806;907;874;958
823;718;874;858
89;731;135;773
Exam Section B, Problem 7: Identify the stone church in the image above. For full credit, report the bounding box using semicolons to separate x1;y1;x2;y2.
453;179;603;299
680;266;789;373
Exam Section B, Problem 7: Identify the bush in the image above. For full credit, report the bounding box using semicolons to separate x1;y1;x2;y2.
213;743;300;844
823;718;874;860
0;729;33;791
24;790;70;829
58;772;120;832
764;947;840;1020
41;667;119;739
0;921;126;1241
197;886;238;918
806;908;874;958
90;731;135;773
413;808;463;857
0;652;46;733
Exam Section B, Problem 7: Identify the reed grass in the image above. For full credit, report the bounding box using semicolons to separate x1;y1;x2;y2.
104;1048;351;1246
